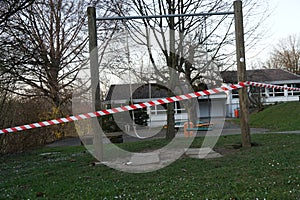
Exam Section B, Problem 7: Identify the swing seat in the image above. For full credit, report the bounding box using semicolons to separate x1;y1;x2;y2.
186;121;213;131
164;120;213;131
186;127;212;131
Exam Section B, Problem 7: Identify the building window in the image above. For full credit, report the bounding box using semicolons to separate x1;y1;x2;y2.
289;83;300;96
268;84;285;97
232;89;239;98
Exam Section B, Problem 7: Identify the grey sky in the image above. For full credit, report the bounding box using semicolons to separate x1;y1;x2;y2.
247;0;300;65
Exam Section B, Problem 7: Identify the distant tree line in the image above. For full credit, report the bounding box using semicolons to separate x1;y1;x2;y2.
265;34;300;75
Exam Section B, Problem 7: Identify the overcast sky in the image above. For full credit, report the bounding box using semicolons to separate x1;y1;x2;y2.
247;0;300;66
270;0;300;40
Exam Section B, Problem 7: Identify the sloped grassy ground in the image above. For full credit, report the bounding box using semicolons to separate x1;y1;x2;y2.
249;101;300;131
0;134;299;199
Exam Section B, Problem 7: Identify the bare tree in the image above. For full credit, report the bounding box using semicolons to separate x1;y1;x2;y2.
0;0;34;88
1;0;92;110
100;0;230;138
102;0;269;139
0;0;35;129
0;0;126;122
265;34;300;74
0;0;34;31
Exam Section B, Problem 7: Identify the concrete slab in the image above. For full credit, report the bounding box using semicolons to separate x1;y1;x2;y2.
129;152;160;165
185;148;222;159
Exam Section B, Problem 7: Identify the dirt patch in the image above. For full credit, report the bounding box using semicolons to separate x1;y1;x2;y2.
214;142;261;156
213;147;241;156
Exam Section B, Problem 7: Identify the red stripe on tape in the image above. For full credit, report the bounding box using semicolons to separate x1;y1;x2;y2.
212;89;220;93
157;99;166;104
129;105;137;110
139;103;147;108
175;95;184;100
11;127;18;132
29;124;36;128
120;106;129;111
148;101;156;106
2;129;8;134
202;90;211;95
166;97;175;102
193;92;201;97
56;119;64;123
184;94;193;99
111;108;119;113
102;110;111;115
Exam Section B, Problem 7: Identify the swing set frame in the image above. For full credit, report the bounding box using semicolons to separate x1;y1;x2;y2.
87;0;251;160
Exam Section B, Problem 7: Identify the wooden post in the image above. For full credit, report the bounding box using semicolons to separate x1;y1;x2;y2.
87;7;103;160
166;1;176;139
234;0;251;148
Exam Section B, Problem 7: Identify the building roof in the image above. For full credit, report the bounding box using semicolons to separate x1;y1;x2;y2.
105;82;226;103
221;69;300;84
105;83;170;101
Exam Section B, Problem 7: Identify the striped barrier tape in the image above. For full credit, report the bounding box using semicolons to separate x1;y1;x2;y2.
0;81;299;134
247;81;300;91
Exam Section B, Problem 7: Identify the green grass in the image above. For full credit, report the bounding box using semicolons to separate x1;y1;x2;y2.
249;102;300;131
1;134;299;199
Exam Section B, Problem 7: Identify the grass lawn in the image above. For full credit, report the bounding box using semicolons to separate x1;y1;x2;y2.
249;101;300;131
0;133;299;199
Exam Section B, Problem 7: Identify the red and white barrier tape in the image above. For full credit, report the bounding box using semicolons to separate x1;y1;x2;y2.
0;81;299;134
247;81;300;91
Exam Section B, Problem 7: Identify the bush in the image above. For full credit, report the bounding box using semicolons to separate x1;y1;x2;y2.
0;96;76;154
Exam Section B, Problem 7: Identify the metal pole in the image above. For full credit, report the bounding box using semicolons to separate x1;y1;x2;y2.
234;0;251;148
96;12;234;21
87;6;103;160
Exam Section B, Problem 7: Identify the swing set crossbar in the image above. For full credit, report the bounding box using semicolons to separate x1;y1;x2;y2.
96;12;234;21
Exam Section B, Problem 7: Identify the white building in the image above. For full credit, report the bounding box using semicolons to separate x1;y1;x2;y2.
104;82;226;128
221;69;300;118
